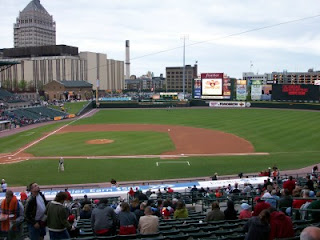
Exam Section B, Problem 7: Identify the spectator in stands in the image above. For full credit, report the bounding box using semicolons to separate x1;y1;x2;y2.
252;197;271;216
118;202;138;235
300;226;320;240
91;198;117;236
282;176;296;194
80;204;92;219
224;200;238;220
190;185;198;192
1;179;7;192
0;190;24;239
230;183;241;194
161;200;173;219
25;182;47;240
173;201;188;219
134;202;146;222
292;189;311;209
80;195;91;208
138;206;159;234
130;198;140;212
306;175;315;191
149;191;157;200
278;189;293;214
242;183;252;195
307;191;320;221
263;191;279;209
128;188;135;199
243;209;270;240
204;202;225;222
65;188;72;201
137;190;148;201
46;192;74;240
269;208;294;240
20;190;28;205
239;203;252;219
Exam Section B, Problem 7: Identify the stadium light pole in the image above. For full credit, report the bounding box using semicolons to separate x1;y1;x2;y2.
181;35;189;99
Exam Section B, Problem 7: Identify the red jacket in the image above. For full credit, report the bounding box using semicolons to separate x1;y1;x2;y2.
253;201;271;216
283;180;295;194
269;211;294;240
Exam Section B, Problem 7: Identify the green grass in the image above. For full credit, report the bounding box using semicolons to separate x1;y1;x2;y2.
1;151;320;186
25;131;174;156
0;122;66;153
50;101;89;114
1;108;320;186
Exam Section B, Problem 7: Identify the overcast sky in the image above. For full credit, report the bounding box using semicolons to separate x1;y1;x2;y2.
1;0;320;78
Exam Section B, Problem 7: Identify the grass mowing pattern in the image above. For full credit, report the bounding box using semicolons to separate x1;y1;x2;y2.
25;131;174;156
2;151;320;186
0;122;66;153
1;108;320;185
74;109;320;153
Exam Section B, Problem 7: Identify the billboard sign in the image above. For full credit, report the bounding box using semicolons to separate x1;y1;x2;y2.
193;78;202;99
251;85;262;100
236;85;247;100
209;101;250;108
201;73;223;96
272;84;320;101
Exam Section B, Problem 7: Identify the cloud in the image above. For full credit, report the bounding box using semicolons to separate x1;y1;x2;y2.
1;0;320;78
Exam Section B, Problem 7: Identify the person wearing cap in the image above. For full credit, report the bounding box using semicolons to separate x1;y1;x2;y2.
252;197;271;216
239;203;252;219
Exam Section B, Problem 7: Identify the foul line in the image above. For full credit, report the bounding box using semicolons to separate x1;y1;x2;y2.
0;109;96;159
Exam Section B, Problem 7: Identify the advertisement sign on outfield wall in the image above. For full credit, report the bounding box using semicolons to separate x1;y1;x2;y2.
193;78;202;99
236;85;247;100
251;85;262;100
209;101;250;108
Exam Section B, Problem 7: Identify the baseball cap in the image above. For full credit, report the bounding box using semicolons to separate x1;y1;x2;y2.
241;203;251;210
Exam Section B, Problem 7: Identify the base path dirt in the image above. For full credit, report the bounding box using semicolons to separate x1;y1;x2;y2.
59;124;255;155
0;123;257;164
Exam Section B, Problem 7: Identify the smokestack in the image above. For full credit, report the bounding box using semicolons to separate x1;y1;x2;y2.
125;40;130;79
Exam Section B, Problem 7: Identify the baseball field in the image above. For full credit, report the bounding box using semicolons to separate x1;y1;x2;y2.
0;108;319;186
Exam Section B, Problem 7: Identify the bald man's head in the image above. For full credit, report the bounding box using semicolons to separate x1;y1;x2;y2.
300;226;320;240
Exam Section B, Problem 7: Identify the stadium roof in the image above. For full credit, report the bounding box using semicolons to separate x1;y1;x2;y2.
0;60;20;73
59;80;93;88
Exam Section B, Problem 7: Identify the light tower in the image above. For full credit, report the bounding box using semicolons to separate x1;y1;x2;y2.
125;40;130;79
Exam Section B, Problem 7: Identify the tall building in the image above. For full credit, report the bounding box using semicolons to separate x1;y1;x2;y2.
14;0;56;48
0;46;124;91
166;64;198;92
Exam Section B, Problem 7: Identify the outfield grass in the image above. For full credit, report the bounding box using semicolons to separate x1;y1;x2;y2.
50;101;89;114
1;108;320;186
25;131;174;156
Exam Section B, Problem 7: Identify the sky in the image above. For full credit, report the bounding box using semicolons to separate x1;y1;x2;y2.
1;0;320;78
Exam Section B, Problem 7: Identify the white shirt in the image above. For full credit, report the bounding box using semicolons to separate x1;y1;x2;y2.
35;194;46;221
1;183;7;191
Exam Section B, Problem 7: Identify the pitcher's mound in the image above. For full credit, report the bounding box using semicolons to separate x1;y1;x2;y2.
86;139;114;144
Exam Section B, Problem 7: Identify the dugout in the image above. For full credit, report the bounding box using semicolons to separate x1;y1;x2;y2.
0;120;11;131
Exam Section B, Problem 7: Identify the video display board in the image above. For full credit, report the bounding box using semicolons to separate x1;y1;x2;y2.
201;73;223;96
193;78;202;99
272;84;320;101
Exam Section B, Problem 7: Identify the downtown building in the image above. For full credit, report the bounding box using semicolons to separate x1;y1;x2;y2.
166;64;198;92
0;45;124;91
14;0;56;48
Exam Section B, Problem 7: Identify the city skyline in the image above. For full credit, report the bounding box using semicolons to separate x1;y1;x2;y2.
1;0;320;78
